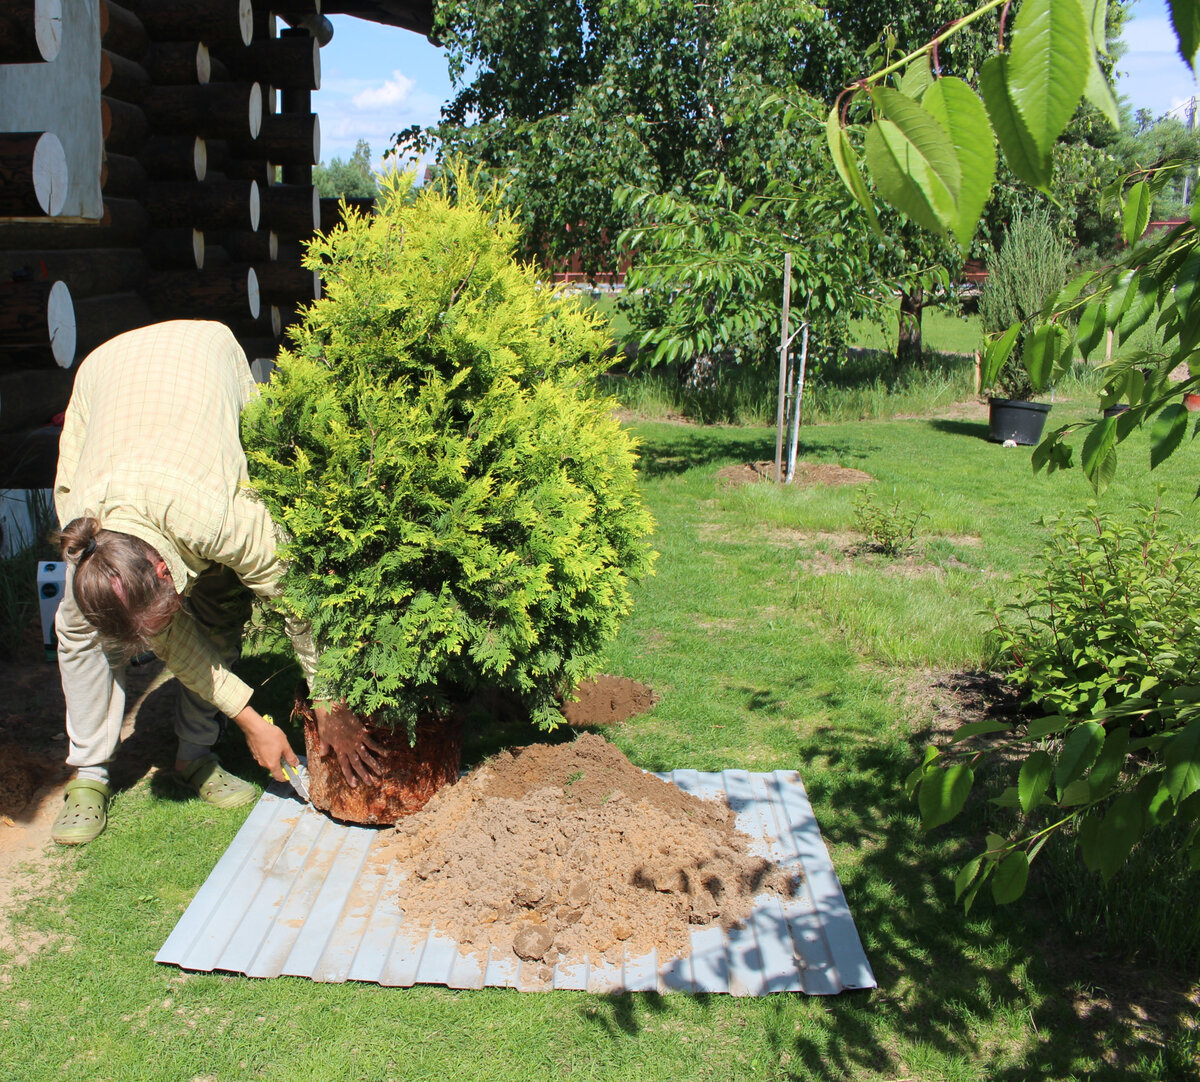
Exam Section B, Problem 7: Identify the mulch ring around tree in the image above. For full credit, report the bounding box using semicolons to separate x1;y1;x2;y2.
716;460;873;487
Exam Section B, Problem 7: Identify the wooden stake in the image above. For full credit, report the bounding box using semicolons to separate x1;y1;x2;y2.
774;253;792;484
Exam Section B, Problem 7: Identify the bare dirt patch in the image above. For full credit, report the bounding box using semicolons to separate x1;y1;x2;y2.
716;460;873;487
377;733;799;972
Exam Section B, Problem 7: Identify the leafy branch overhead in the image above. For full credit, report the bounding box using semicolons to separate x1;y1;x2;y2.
827;0;1200;492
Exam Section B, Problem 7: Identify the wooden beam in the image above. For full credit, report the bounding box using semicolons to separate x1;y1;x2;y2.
0;133;68;218
0;369;75;435
143;82;263;140
213;228;277;264
100;152;147;199
144;41;211;85
0;248;148;299
0;0;63;64
129;0;255;48
259;183;319;237
146;179;260;232
101;96;149;156
231;112;319;166
100;49;150;101
223;33;321;90
147;265;261;321
99;0;148;59
255;260;319;302
143;227;204;269
139;135;207;181
0;198;148;250
0;280;76;368
72;291;153;360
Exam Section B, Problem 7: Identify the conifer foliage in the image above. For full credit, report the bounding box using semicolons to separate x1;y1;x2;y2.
241;168;656;736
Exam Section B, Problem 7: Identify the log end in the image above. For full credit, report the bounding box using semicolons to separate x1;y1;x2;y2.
47;280;76;368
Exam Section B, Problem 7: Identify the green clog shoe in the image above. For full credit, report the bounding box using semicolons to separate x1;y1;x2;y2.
51;778;111;845
173;754;255;809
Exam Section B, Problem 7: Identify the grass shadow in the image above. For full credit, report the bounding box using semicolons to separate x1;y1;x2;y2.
926;417;992;441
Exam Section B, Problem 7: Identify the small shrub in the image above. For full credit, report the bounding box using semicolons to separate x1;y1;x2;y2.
852;490;926;557
979;208;1070;400
988;498;1200;728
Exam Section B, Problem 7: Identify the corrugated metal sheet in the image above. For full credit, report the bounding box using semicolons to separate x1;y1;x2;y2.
156;768;876;996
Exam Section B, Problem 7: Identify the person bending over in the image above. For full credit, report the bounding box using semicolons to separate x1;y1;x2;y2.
50;319;382;845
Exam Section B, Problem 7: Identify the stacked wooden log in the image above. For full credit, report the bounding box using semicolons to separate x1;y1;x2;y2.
0;0;326;483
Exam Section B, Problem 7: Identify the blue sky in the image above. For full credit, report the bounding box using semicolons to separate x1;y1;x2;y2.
313;1;1198;167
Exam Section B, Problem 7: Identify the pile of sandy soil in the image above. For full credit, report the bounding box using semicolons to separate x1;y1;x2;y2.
377;733;799;966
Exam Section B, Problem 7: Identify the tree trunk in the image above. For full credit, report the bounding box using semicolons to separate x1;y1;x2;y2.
0;247;148;298
143;227;204;269
0;369;75;433
144;41;211;85
72;291;153;359
259;183;319;237
229;112;320;166
223;33;321;90
143;82;263;140
897;284;924;369
295;694;464;825
100;152;147;199
147;265;260;321
99;1;148;59
145;179;259;232
139;135;207;181
100;49;149;101
101;96;148;156
128;0;255;48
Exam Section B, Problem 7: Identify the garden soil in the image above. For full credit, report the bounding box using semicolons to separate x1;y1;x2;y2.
716;460;873;487
376;733;799;968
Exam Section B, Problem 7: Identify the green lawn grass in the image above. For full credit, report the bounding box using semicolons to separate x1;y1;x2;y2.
3;405;1199;1081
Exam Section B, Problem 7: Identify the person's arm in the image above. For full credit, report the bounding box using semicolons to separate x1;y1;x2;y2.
233;702;298;782
198;488;382;784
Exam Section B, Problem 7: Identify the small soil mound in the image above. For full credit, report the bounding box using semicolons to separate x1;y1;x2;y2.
560;675;658;727
717;460;872;487
378;733;799;967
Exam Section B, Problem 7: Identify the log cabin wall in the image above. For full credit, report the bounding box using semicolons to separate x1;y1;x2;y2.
1;1;437;489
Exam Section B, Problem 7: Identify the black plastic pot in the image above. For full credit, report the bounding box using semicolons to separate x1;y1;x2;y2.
1102;403;1131;418
988;397;1052;445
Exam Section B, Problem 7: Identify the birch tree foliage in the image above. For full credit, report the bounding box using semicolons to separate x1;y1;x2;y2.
828;0;1200;495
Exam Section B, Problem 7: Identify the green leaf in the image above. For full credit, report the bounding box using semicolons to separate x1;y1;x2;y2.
1164;719;1200;804
1083;53;1120;128
981;322;1022;388
1085;0;1110;53
825;106;881;233
1173;249;1200;318
1007;0;1091;157
1122;181;1152;247
1024;323;1065;392
1151;403;1188;469
979;55;1052;190
864;88;962;235
991;786;1022;808
1060;778;1093;806
1027;714;1072;739
1019;750;1054;813
1097;791;1146;882
1169;0;1200;70
1078;810;1103;871
1081;416;1118;493
954;854;985;901
919;763;975;831
1055;721;1105;793
922;77;997;249
950;719;1013;743
1076;300;1108;361
898;55;932;99
991;849;1030;904
1088;726;1130;798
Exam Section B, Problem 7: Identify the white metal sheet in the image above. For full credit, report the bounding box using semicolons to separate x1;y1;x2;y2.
156;768;876;996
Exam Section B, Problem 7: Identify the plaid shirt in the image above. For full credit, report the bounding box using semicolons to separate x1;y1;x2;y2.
54;320;319;717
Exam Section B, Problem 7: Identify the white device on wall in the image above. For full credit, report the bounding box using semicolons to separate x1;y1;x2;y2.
37;560;66;661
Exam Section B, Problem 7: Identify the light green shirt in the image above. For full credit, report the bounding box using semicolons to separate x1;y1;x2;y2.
54;319;320;717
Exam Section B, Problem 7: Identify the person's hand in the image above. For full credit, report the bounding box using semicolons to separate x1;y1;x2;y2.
234;704;298;783
314;701;384;787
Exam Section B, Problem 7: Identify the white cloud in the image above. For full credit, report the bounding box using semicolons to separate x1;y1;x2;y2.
352;70;416;110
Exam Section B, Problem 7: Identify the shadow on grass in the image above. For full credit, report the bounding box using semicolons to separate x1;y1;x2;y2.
635;428;881;480
927;417;991;441
577;687;1200;1080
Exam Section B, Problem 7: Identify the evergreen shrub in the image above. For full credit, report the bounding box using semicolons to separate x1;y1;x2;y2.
979;208;1070;400
241;168;657;736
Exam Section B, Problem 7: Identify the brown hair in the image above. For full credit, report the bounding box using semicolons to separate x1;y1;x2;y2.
55;517;181;647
